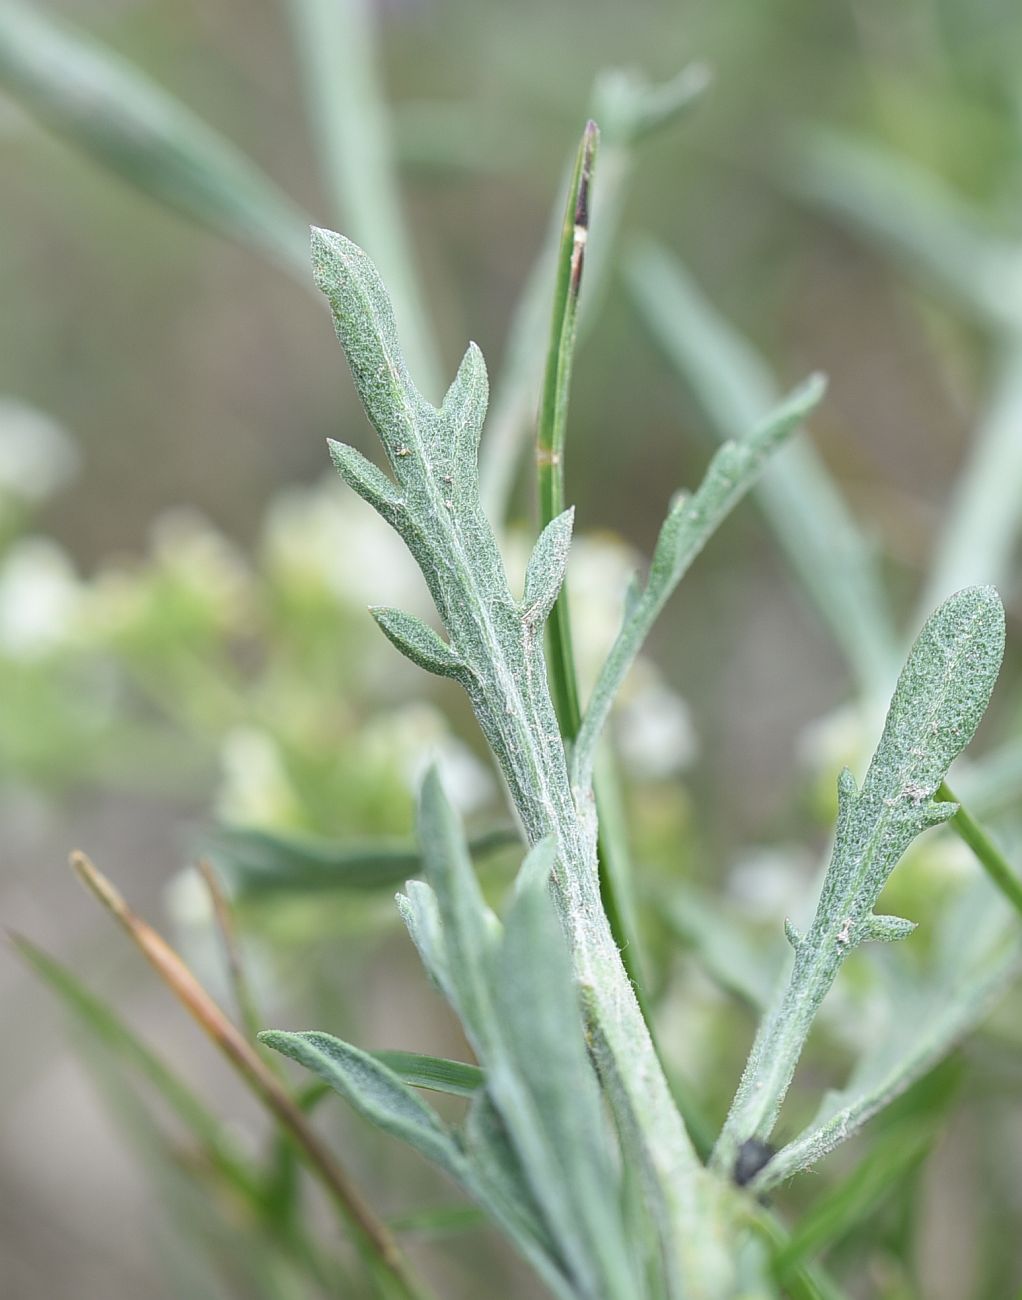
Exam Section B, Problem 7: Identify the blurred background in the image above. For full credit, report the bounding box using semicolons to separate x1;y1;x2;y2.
3;0;1022;1296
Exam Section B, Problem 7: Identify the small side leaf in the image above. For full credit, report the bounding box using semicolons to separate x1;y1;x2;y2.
327;440;411;537
522;509;575;629
856;915;917;946
370;607;467;680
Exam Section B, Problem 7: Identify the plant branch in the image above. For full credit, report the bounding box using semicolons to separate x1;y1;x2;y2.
713;587;1004;1176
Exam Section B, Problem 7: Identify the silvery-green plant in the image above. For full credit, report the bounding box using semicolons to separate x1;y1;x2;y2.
256;220;1010;1298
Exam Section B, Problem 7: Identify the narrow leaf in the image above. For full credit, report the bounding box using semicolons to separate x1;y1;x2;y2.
574;373;824;785
462;1090;576;1299
417;769;500;1050
856;915;917;946
314;228;432;466
537;120;598;740
203;823;517;897
396;879;453;1000
489;866;642;1299
12;934;260;1202
287;0;441;394
326;439;413;538
370;607;467;680
787;127;1019;329
260;1030;465;1180
625;239;897;696
0;0;307;273
440;342;489;470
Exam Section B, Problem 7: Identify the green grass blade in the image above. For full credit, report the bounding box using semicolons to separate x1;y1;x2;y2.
536;119;598;738
286;0;441;395
478;63;709;519
625;239;896;696
387;1205;487;1237
372;1051;483;1099
0;0;308;274
12;934;262;1203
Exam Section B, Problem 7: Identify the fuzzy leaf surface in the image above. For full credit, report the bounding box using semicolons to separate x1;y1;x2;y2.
574;372;825;783
716;586;1005;1170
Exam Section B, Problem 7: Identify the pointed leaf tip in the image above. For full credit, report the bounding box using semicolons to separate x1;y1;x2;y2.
370;607;466;681
523;508;575;628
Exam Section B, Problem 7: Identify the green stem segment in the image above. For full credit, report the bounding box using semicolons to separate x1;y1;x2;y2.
940;781;1022;919
534;122;661;1034
537;119;598;738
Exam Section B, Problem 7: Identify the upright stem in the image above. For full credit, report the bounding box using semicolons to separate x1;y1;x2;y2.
537;120;597;737
939;782;1022;918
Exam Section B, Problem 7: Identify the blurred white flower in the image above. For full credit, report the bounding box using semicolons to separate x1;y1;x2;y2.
151;507;253;620
216;726;300;827
263;474;424;611
0;400;78;503
363;703;495;815
726;843;815;922
615;671;698;778
0;537;81;656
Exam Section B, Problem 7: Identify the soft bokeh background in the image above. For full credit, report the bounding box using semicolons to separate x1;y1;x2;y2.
3;1;1022;1296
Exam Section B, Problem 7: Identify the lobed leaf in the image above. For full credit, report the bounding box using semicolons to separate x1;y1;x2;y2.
716;587;1006;1171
